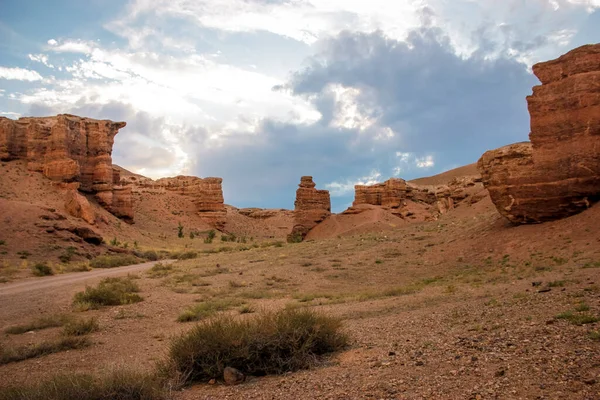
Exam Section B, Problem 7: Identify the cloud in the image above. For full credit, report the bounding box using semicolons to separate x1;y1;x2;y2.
0;66;43;81
326;170;382;197
28;54;54;69
111;0;425;45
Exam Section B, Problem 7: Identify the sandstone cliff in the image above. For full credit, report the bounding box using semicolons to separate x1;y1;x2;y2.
288;176;331;241
354;178;408;212
0;114;133;222
478;44;600;224
146;176;226;229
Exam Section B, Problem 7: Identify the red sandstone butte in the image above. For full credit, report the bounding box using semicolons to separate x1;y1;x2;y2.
478;44;600;224
0;114;133;222
288;176;331;241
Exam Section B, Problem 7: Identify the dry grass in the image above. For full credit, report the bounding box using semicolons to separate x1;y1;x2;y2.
5;314;71;335
0;368;168;400
0;337;90;365
73;277;143;310
165;308;347;385
177;299;245;322
62;318;100;336
89;255;142;269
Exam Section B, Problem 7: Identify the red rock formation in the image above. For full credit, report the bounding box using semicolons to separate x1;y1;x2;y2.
64;189;95;225
353;178;408;213
154;176;226;229
111;186;134;222
478;44;600;224
0;114;133;221
288;176;331;241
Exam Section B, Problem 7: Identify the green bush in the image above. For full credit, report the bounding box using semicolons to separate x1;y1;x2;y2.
177;223;184;238
167;308;347;385
31;263;54;276
89;255;141;269
0;337;90;365
0;368;167;400
63;318;99;336
73;277;143;309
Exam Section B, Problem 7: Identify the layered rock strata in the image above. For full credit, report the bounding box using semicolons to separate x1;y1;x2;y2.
354;178;408;211
0;114;133;222
478;44;600;224
288;176;331;241
154;176;226;229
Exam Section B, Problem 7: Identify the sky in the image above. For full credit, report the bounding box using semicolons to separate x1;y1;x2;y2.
1;0;599;211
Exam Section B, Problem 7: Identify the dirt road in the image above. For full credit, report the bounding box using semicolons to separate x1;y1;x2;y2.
0;260;173;297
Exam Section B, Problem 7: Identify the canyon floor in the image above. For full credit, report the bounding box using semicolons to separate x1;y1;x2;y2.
1;167;600;399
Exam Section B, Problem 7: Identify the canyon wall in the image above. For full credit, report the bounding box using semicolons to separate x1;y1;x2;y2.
0;114;133;222
478;44;600;224
144;176;227;229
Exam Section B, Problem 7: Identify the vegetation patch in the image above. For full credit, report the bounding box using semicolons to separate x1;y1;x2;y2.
166;308;347;385
62;318;99;336
5;314;71;335
177;299;245;322
0;337;90;365
31;262;54;276
0;368;167;400
556;310;599;325
73;277;143;310
89;254;142;269
146;262;173;278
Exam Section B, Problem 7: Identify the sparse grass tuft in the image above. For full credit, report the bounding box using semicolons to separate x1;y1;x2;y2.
0;337;90;365
556;311;599;325
89;254;141;269
146;262;173;278
239;305;255;314
177;299;245;322
31;262;54;276
165;308;347;385
62;318;99;336
547;280;566;287
589;330;600;341
0;368;167;400
73;277;143;310
5;314;70;335
575;302;590;312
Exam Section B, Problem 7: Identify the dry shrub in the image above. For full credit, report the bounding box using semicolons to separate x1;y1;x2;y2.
166;308;347;385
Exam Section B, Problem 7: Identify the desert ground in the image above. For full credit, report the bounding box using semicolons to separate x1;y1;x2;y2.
1;161;599;399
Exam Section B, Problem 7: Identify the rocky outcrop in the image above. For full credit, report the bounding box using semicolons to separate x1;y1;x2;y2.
288;176;331;241
238;208;283;219
0;114;133;221
64;189;95;225
354;178;408;211
154;176;226;229
478;44;600;224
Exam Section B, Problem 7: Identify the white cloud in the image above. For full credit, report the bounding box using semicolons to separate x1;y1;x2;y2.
0;66;43;81
28;41;321;130
28;54;55;69
112;0;425;45
326;170;382;197
47;39;58;46
415;155;435;168
0;111;21;119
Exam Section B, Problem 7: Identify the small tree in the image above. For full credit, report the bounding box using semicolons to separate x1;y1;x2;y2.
178;223;184;238
189;231;195;239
